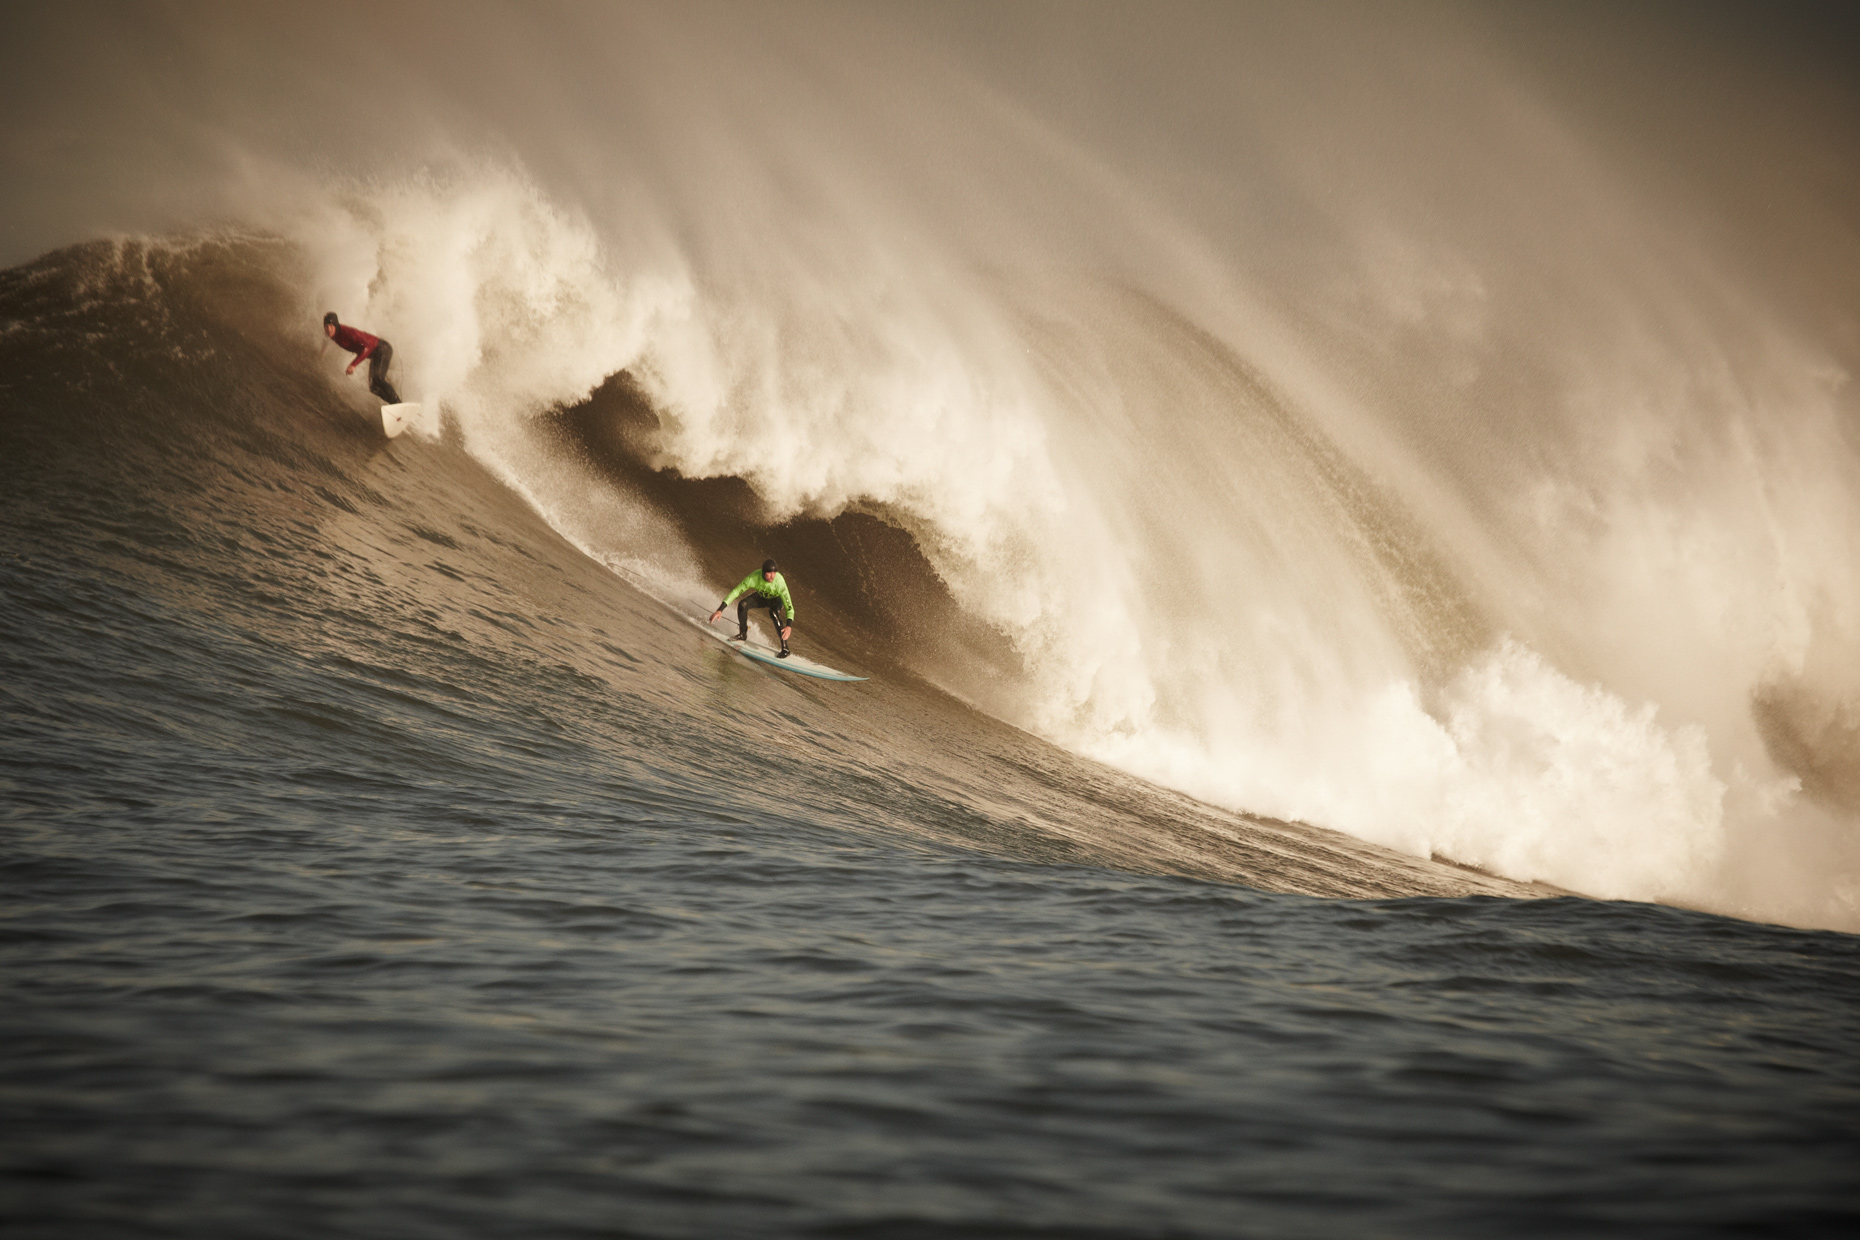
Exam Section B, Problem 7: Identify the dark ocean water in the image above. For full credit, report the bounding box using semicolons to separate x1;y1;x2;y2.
4;243;1858;1238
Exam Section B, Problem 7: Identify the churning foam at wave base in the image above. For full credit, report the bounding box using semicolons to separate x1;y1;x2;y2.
1085;642;1733;904
266;158;1860;932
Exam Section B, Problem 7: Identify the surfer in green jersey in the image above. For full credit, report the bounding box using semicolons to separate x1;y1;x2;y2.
711;559;796;658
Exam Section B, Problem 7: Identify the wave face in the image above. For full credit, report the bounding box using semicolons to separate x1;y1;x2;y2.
1;233;1539;896
4;5;1858;926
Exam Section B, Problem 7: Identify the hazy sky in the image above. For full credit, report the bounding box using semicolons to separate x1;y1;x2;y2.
1;1;1855;270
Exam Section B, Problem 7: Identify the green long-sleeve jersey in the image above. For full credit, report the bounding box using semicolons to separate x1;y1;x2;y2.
721;570;795;622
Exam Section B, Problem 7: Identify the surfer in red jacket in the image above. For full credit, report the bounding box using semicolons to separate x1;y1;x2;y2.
322;312;402;404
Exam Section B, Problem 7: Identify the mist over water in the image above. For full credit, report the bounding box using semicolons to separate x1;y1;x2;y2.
6;2;1859;929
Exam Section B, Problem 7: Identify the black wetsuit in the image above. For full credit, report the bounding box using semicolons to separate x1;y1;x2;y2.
367;341;400;405
736;594;791;650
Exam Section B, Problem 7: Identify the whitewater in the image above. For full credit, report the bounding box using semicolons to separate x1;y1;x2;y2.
4;3;1859;1236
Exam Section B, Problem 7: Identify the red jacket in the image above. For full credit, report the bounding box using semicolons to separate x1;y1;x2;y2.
330;323;380;360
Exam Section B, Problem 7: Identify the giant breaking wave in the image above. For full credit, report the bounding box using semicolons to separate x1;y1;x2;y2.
6;2;1857;929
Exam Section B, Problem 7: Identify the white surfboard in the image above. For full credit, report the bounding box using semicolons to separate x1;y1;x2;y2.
687;612;868;682
381;402;419;438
